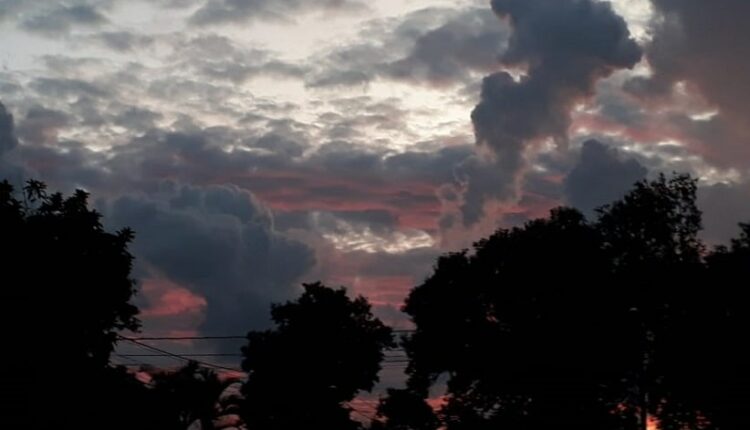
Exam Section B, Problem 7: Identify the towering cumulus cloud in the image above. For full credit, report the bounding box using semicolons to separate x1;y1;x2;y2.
0;101;24;183
460;0;641;226
0;102;18;155
103;183;316;335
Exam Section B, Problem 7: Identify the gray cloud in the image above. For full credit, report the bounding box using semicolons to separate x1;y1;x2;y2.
30;78;110;100
16;106;71;146
102;182;316;334
309;7;510;88
21;4;107;36
0;102;29;186
0;101;18;155
0;0;23;22
699;182;750;246
627;0;750;168
457;0;642;225
564;140;648;215
189;0;366;26
112;106;163;131
94;31;155;51
384;8;509;86
251;133;306;158
171;35;305;83
0;106;323;335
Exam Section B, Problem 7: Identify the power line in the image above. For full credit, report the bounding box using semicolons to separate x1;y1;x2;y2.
123;330;415;342
125;335;246;341
119;353;243;357
112;353;150;368
117;335;242;372
116;352;407;363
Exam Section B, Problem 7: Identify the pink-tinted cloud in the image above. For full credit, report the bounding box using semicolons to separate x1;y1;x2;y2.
236;170;443;231
141;280;208;318
136;277;207;337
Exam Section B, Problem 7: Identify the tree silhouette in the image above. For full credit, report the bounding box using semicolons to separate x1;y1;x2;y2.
0;180;141;428
660;223;750;430
150;361;226;430
403;207;633;429
240;282;394;430
400;174;750;430
372;388;439;430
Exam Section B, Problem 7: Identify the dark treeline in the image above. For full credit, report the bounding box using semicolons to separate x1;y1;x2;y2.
1;174;749;430
392;174;750;430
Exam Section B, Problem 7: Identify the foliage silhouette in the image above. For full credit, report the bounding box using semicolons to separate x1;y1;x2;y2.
372;388;439;430
150;361;226;430
400;174;750;430
0;179;143;428
240;282;394;430
3;174;750;430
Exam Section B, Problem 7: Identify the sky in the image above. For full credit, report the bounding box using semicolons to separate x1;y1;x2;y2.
2;0;750;377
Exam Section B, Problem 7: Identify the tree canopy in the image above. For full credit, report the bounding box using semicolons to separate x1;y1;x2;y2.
398;174;750;430
1;180;141;427
240;282;394;430
4;175;750;430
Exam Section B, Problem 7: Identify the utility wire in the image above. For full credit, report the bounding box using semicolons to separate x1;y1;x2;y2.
124;329;415;342
117;335;242;372
118;353;243;357
124;335;247;341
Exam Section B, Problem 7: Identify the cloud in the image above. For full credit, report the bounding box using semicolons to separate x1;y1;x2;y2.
101;182;316;334
698;182;750;246
0;101;25;185
16;106;71;146
30;78;110;100
189;0;366;26
384;8;509;86
627;0;750;168
564;140;647;215
0;0;23;22
457;0;642;226
112;106;163;131
21;4;107;36
93;31;155;52
309;7;510;88
169;35;305;84
0;101;18;155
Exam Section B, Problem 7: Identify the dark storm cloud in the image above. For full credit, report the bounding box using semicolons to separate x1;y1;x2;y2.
457;0;641;226
21;4;107;36
564;140;647;215
102;182;316;334
309;7;510;88
0;102;19;155
0;102;26;186
627;0;750;167
189;0;366;26
0;107;320;334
